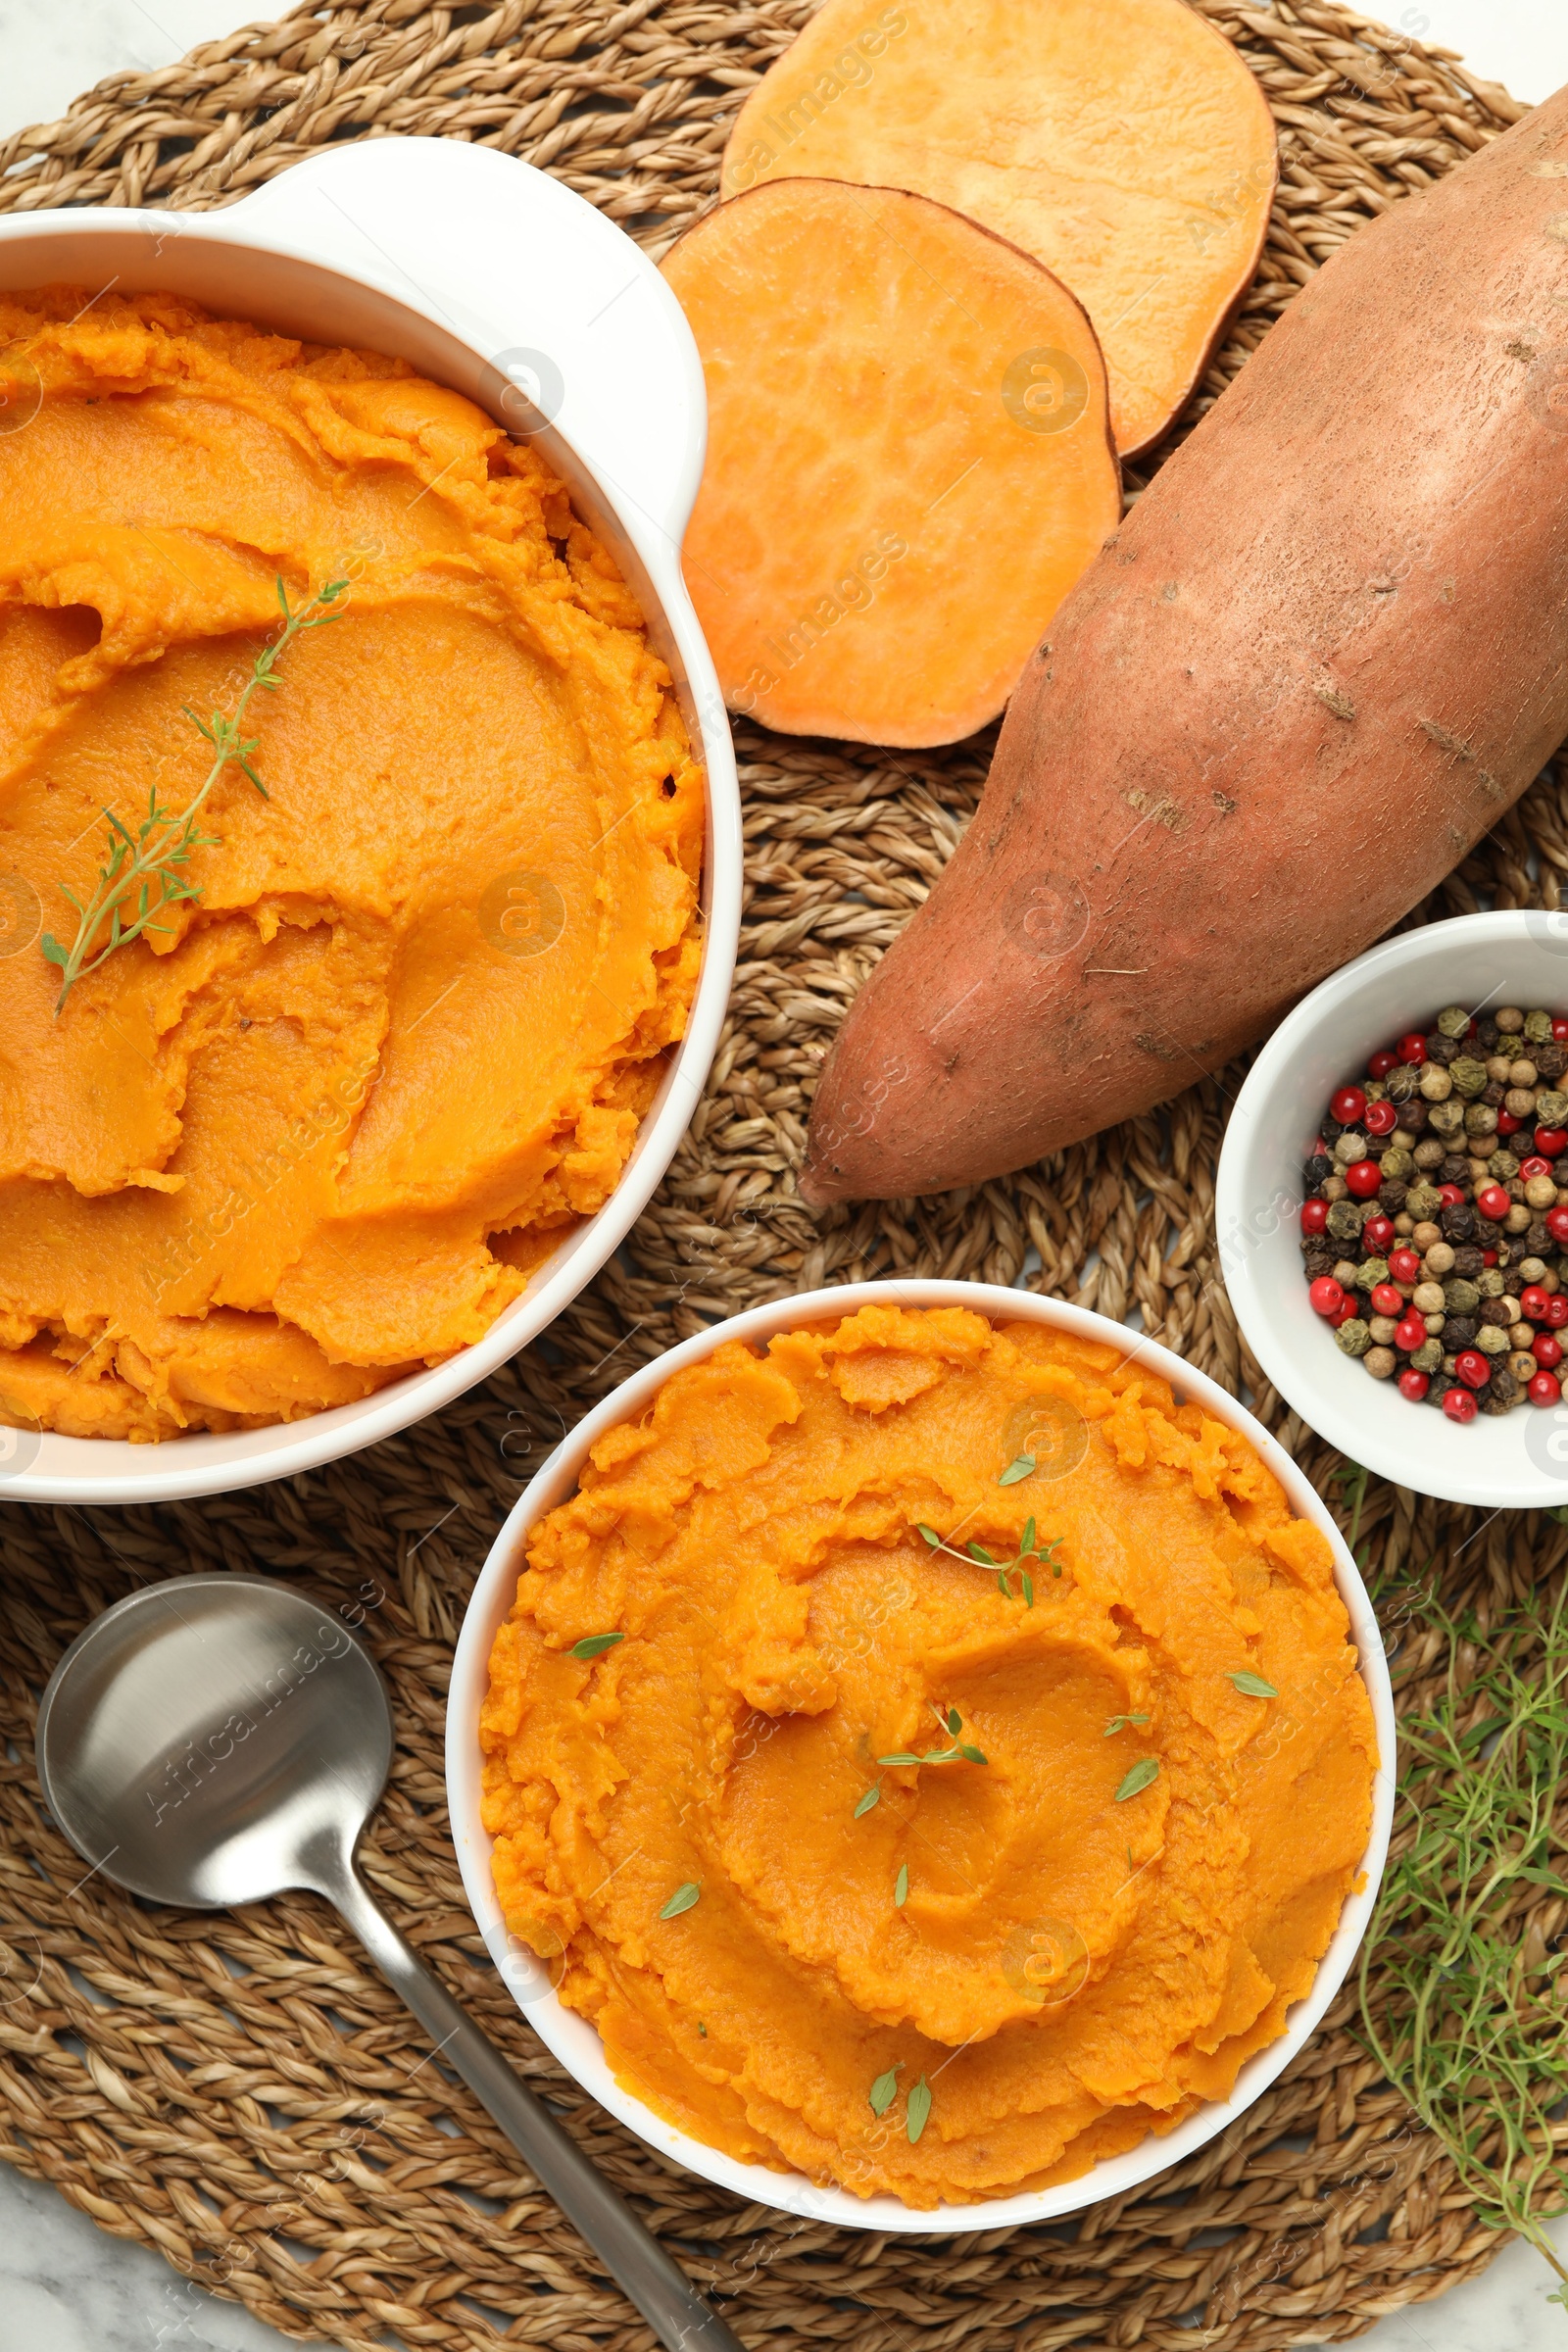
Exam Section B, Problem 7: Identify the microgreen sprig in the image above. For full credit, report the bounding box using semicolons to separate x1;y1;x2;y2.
916;1514;1061;1606
1103;1712;1151;1738
41;574;348;1011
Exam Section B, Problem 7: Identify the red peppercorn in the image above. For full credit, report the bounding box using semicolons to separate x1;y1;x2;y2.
1396;1032;1427;1065
1554;1017;1568;1043
1300;1198;1329;1235
1363;1099;1397;1137
1394;1312;1428;1351
1308;1277;1345;1318
1534;1331;1565;1369
1443;1387;1478;1423
1547;1295;1568;1331
1483;1249;1498;1267
1330;1085;1367;1126
1389;1249;1421;1282
1520;1156;1551;1183
1397;1368;1430;1402
1438;1183;1466;1206
1345;1160;1383;1199
1521;1284;1551;1322
1549;1210;1568;1247
1363;1214;1396;1250
1368;1050;1398;1080
1454;1349;1491;1389
1331;1294;1360;1329
1531;1371;1564;1406
1371;1283;1402;1316
1497;1109;1523;1135
1477;1183;1511;1221
1538;1127;1568;1160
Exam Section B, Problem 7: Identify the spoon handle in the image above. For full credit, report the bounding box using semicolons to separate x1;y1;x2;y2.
327;1860;745;2352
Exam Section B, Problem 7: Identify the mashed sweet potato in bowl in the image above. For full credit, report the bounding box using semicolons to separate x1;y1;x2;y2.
0;141;741;1502
448;1280;1395;2229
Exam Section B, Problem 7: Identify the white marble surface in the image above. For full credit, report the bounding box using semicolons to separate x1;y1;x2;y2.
2;2;1567;2346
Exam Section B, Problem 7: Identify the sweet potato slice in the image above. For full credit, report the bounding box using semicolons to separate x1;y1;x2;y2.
720;0;1277;458
662;179;1119;747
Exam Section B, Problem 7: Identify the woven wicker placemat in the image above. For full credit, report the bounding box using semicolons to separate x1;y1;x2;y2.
0;3;1553;2346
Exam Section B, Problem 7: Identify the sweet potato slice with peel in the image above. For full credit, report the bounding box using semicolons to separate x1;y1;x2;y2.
720;0;1277;459
662;179;1119;747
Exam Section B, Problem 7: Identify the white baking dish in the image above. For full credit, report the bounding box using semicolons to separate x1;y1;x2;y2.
445;1278;1396;2232
0;137;741;1504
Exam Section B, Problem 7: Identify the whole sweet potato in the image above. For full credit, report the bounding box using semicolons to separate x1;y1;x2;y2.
802;84;1568;1204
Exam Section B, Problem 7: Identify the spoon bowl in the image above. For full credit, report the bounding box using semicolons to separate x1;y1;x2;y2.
38;1576;388;1910
36;1573;741;2352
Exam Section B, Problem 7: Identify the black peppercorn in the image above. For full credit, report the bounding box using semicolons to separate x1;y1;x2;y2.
1476;1017;1500;1053
1425;1033;1461;1065
1479;1298;1512;1328
1475;1217;1502;1249
1304;1152;1333;1191
1439;1153;1470;1186
1538;1043;1568;1081
1450;1245;1485;1280
1503;1267;1525;1294
1528;1218;1552;1254
1444;1315;1479;1349
1322;1116;1345;1146
1303;1246;1340;1280
1424;1372;1458;1407
1483;1079;1507;1108
1441;1202;1476;1242
1395;1100;1429;1134
1377;1178;1407;1214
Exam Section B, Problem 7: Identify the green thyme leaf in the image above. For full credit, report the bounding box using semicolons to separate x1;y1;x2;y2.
660;1882;701;1920
571;1632;624;1660
906;2078;932;2142
958;1743;988;1765
878;1752;920;1767
945;1706;962;1735
894;1864;909;1907
999;1453;1036;1485
868;2066;901;2116
1020;1517;1037;1554
967;1542;999;1566
916;1523;942;1547
1103;1713;1152;1737
1114;1758;1159;1802
1021;1573;1035;1609
854;1787;881;1818
1228;1671;1279;1698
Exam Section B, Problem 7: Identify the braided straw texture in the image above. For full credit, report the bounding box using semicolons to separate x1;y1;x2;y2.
0;2;1553;2346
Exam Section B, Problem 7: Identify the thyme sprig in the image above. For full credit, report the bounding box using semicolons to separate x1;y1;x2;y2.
1356;1576;1568;2292
916;1513;1061;1605
878;1702;987;1770
41;574;347;1011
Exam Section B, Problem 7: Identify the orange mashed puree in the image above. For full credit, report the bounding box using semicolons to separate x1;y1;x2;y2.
481;1304;1377;2207
0;289;703;1442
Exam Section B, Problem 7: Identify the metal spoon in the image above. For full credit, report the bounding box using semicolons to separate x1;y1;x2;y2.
35;1572;741;2352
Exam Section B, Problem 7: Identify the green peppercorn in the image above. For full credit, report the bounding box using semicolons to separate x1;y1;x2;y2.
1444;1277;1482;1315
1335;1318;1371;1358
1436;1004;1471;1039
1476;1324;1509;1356
1477;1267;1506;1298
1385;1065;1419;1103
1448;1055;1489;1100
1489;1149;1522;1181
1404;1182;1444;1220
1379;1146;1415;1182
1526;1008;1553;1045
1353;1256;1390;1292
1327;1200;1365;1243
1538;1089;1568;1127
1464;1102;1499;1138
1411;1338;1444;1372
1426;1102;1465;1139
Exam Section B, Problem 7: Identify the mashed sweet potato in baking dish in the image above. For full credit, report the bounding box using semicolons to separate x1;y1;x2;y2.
481;1304;1377;2207
0;289;703;1443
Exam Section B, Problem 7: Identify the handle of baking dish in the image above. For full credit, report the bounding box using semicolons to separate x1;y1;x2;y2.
229;136;708;567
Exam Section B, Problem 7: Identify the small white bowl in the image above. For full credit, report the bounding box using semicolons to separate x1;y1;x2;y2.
1217;908;1568;1510
0;138;741;1504
445;1278;1396;2232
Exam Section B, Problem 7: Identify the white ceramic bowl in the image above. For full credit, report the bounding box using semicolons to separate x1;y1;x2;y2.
0;138;741;1505
1216;909;1568;1509
446;1277;1396;2231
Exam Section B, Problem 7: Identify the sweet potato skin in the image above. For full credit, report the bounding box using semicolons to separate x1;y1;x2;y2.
802;87;1568;1204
